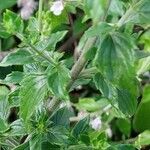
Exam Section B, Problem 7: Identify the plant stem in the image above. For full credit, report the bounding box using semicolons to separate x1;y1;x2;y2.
47;0;113;113
38;0;43;33
28;43;56;66
117;6;133;27
102;0;112;21
48;37;97;112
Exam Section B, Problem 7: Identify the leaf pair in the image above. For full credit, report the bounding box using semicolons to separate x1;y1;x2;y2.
94;31;138;116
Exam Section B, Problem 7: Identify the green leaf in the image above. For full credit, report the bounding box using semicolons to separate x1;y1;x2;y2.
0;24;10;38
29;134;43;150
41;142;60;149
47;64;70;100
50;107;73;128
47;126;69;145
83;0;108;23
108;144;136;150
3;71;24;84
8;88;20;107
109;0;124;16
78;22;112;51
135;130;150;148
13;141;29;150
133;85;150;132
116;118;131;137
47;10;69;31
72;116;90;138
0;86;9;119
3;10;24;34
127;0;150;25
0;49;35;67
85;22;113;38
93;72;116;99
75;98;101;112
68;144;92;150
0;118;8;132
0;0;17;10
95;32;135;81
35;31;67;51
117;88;137;116
9;119;26;136
26;17;40;44
20;75;48;122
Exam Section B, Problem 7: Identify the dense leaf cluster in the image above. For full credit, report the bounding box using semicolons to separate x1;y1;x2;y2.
0;0;150;149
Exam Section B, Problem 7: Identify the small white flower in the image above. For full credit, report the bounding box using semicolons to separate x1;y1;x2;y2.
50;1;64;16
90;117;102;130
106;128;112;138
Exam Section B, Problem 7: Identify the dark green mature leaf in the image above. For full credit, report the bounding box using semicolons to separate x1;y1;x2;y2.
47;126;69;145
0;49;35;67
78;22;113;52
133;85;150;132
50;107;73;128
116;118;131;137
29;134;43;150
117;88;137;116
126;0;150;25
20;75;48;122
95;32;135;81
3;10;24;34
41;142;60;149
0;0;17;10
3;71;24;84
93;72;116;99
47;64;70;100
108;144;136;150
13;141;29;150
72;116;90;138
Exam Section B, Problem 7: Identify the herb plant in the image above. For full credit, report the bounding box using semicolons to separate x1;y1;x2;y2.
0;0;150;149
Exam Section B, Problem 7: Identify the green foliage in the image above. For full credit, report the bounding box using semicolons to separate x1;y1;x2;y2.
0;49;35;66
0;0;17;10
72;116;90;138
0;0;150;149
133;85;150;132
20;75;48;123
3;10;24;34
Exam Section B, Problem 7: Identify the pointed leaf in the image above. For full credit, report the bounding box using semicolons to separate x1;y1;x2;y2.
47;64;70;100
72;116;90;138
0;49;35;67
20;75;48;122
50;107;73;128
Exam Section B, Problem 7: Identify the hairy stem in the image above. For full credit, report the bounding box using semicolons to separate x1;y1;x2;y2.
48;37;97;112
47;0;113;113
38;0;43;33
117;6;133;27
